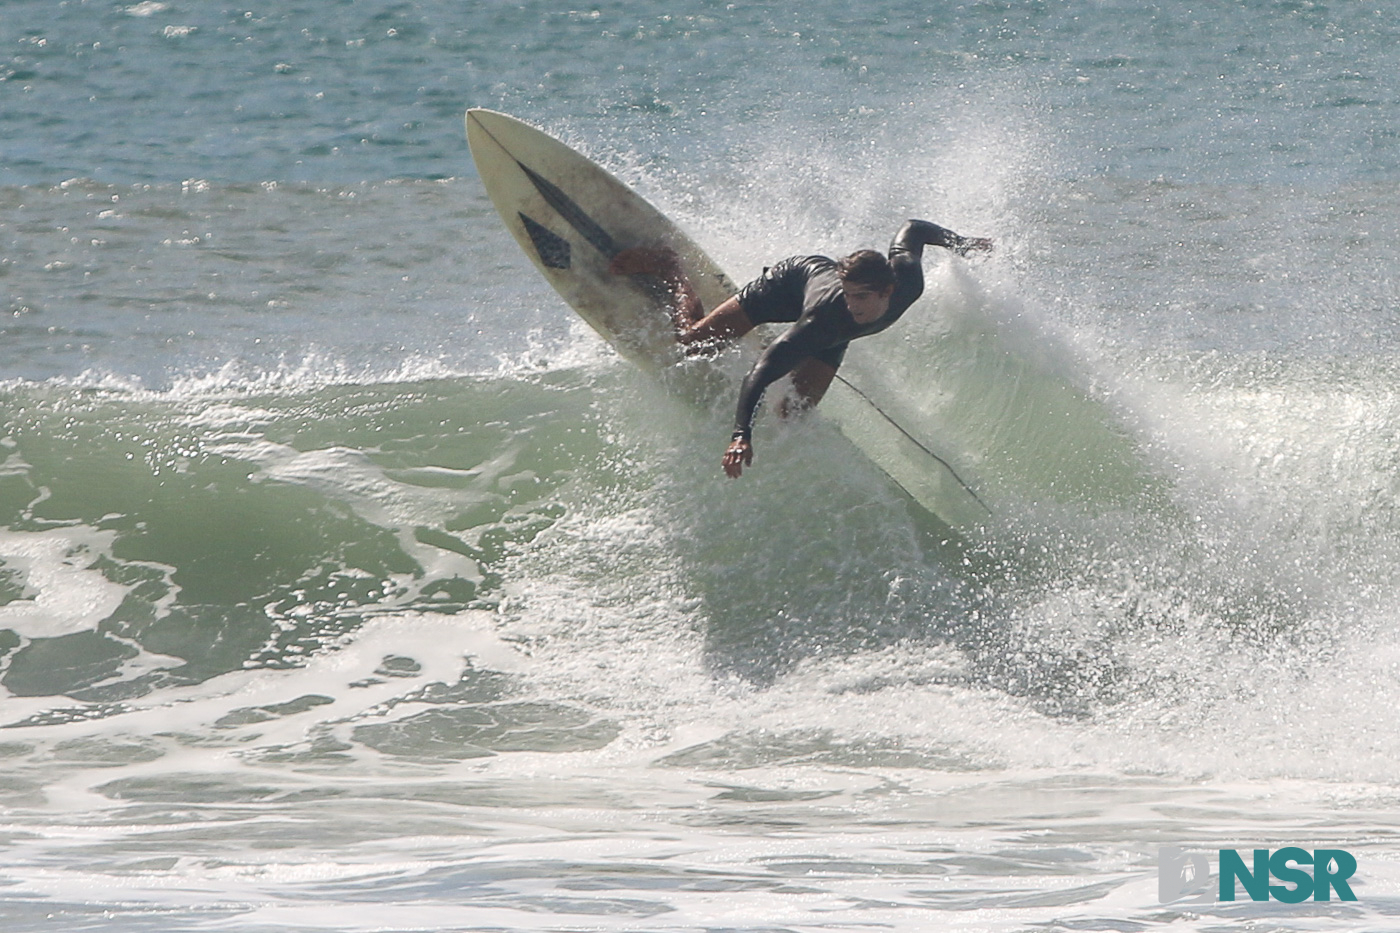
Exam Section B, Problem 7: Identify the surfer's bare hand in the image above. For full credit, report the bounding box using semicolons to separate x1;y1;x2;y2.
722;438;753;478
953;236;994;257
610;246;680;277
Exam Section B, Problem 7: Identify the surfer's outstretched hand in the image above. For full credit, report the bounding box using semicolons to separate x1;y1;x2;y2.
722;438;753;478
953;236;994;257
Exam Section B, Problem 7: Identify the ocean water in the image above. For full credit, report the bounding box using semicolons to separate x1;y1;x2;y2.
4;1;1400;930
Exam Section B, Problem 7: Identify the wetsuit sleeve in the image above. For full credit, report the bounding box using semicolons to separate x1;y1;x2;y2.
732;317;848;441
885;220;975;316
889;219;971;260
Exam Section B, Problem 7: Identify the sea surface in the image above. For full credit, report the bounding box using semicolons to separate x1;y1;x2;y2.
3;1;1400;930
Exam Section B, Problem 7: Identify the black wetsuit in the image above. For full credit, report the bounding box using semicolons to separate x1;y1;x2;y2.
731;219;970;442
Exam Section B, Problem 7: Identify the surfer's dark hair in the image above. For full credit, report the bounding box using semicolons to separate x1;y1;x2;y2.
837;250;895;290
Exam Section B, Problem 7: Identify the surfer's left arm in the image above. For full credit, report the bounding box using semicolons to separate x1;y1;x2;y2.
891;220;993;259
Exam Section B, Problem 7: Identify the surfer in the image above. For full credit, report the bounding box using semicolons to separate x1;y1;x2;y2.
610;220;992;477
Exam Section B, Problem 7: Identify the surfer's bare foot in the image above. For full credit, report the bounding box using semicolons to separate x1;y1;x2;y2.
611;245;708;332
609;246;681;277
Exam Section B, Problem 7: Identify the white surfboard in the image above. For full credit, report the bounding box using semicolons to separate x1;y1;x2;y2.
465;108;992;534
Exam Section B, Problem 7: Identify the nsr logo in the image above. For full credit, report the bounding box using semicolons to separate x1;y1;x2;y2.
1159;847;1358;903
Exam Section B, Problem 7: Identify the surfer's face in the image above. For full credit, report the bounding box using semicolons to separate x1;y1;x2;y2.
842;282;894;324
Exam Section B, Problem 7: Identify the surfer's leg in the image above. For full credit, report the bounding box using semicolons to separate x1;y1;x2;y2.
778;357;838;419
610;248;755;351
677;295;755;354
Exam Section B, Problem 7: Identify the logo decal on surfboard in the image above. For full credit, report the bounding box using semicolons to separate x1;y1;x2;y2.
519;212;572;269
515;160;620;259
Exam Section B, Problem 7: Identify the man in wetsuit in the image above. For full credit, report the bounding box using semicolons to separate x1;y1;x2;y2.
610;220;992;477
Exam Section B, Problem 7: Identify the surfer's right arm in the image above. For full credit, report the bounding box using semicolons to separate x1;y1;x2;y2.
722;434;753;479
725;331;825;478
